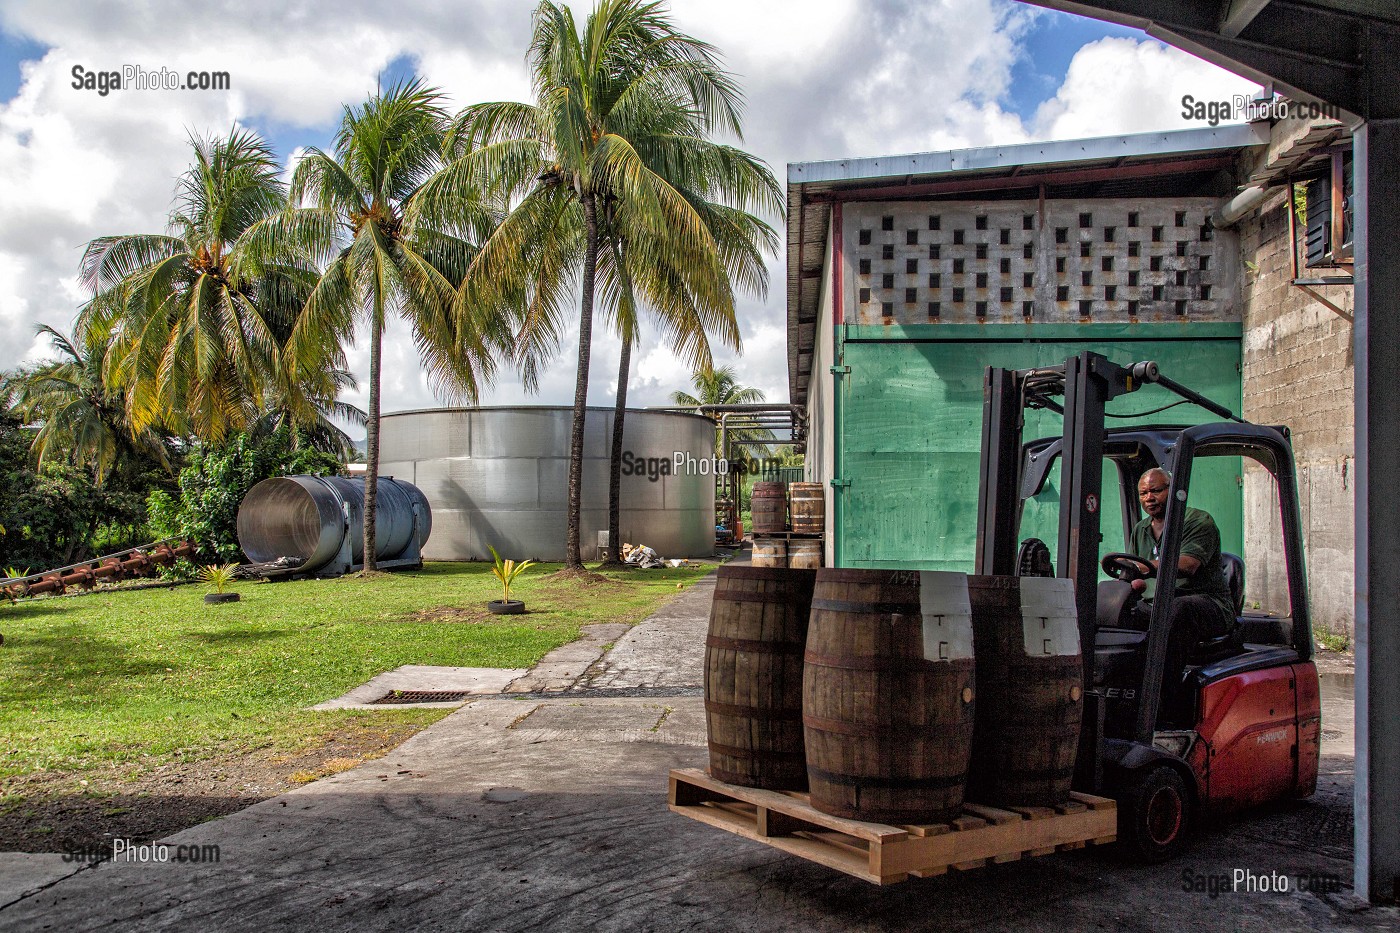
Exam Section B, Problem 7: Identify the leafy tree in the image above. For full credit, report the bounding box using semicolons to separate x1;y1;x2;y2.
77;129;346;444
670;364;776;457
147;426;339;562
6;325;172;485
599;193;777;564
249;363;366;458
0;408;164;569
3;333;179;569
263;79;506;571
429;0;778;569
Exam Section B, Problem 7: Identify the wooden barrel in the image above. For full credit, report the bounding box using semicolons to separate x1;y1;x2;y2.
787;538;822;570
705;566;818;789
966;575;1084;807
804;569;976;823
789;482;825;534
751;537;786;568
750;482;788;534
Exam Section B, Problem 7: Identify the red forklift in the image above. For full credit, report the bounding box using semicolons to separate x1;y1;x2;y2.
975;351;1321;862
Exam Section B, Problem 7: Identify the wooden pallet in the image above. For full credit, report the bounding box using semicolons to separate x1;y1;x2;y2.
668;768;1117;885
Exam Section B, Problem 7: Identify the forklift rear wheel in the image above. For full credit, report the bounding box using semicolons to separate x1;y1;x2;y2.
1118;765;1190;863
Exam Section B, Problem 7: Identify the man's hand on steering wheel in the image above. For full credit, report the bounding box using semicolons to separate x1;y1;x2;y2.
1101;552;1156;583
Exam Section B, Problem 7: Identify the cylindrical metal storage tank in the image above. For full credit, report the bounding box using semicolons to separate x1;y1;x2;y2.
377;407;715;561
237;475;432;572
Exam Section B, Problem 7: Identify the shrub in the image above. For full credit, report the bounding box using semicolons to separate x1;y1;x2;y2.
148;427;340;562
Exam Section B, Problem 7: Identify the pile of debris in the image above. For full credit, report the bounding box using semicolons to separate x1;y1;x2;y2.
235;556;306;580
620;544;690;569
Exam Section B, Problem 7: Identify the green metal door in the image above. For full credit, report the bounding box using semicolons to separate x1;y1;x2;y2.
832;325;1242;570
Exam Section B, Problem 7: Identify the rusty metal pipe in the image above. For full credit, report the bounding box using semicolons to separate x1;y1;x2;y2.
93;558;123;580
120;554;151;575
2;536;201;601
61;569;95;590
27;574;64;596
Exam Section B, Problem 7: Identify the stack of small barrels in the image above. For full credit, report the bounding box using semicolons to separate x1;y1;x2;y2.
703;566;1084;823
750;481;825;570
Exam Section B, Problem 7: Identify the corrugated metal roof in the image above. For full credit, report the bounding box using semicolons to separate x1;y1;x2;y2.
789;124;1267;187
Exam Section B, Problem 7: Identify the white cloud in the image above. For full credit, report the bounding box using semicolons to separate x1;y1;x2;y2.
0;2;1270;434
1032;36;1260;140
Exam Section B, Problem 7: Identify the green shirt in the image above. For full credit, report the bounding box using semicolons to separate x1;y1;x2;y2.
1130;506;1234;618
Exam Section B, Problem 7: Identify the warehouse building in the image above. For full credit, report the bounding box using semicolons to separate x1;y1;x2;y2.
788;118;1354;635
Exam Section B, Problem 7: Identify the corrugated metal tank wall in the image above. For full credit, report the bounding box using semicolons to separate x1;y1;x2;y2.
378;407;715;561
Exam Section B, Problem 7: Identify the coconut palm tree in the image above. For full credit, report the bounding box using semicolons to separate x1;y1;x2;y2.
262;78;506;571
670;364;777;458
423;0;781;570
599;196;778;564
250;363;366;457
7;325;171;485
77;128;330;444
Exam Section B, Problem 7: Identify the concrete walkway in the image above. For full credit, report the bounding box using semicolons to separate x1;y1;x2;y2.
2;564;1395;931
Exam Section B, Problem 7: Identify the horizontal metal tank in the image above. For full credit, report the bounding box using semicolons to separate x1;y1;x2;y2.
378;407;715;561
237;475;432;575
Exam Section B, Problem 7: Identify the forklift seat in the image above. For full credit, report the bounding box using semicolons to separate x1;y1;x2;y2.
1221;552;1245;616
1188;553;1248;665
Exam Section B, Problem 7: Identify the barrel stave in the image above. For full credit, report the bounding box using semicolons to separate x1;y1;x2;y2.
966;576;1084;807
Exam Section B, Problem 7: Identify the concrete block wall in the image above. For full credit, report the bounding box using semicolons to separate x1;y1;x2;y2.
843;199;1240;325
1238;185;1355;636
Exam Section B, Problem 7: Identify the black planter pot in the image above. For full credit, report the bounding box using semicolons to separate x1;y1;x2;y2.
204;592;241;605
487;599;525;615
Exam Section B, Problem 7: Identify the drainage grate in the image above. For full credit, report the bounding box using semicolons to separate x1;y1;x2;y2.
371;690;472;705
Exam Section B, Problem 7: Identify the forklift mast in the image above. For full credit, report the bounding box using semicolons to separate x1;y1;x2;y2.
974;351;1260;790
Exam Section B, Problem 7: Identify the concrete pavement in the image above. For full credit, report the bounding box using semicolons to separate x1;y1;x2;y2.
2;564;1394;931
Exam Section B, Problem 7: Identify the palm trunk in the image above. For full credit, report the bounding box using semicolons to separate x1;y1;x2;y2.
362;308;383;573
603;333;631;567
566;193;600;570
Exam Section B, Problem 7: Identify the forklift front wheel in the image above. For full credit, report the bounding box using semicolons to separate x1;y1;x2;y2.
1118;765;1191;863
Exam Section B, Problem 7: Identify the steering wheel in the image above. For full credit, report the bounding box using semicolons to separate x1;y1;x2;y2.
1101;552;1156;582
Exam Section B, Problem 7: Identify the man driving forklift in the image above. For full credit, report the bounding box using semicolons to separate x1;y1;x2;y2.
1123;467;1235;722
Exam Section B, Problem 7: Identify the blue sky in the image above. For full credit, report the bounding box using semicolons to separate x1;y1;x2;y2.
1008;12;1145;121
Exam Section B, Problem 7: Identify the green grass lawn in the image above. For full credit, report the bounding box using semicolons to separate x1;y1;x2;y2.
0;561;713;784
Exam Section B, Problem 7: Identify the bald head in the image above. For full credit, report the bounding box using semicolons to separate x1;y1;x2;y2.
1138;468;1170;519
1140;468;1170;488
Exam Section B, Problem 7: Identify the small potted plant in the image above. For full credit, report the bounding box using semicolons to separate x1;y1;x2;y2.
487;546;533;615
199;563;241;604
